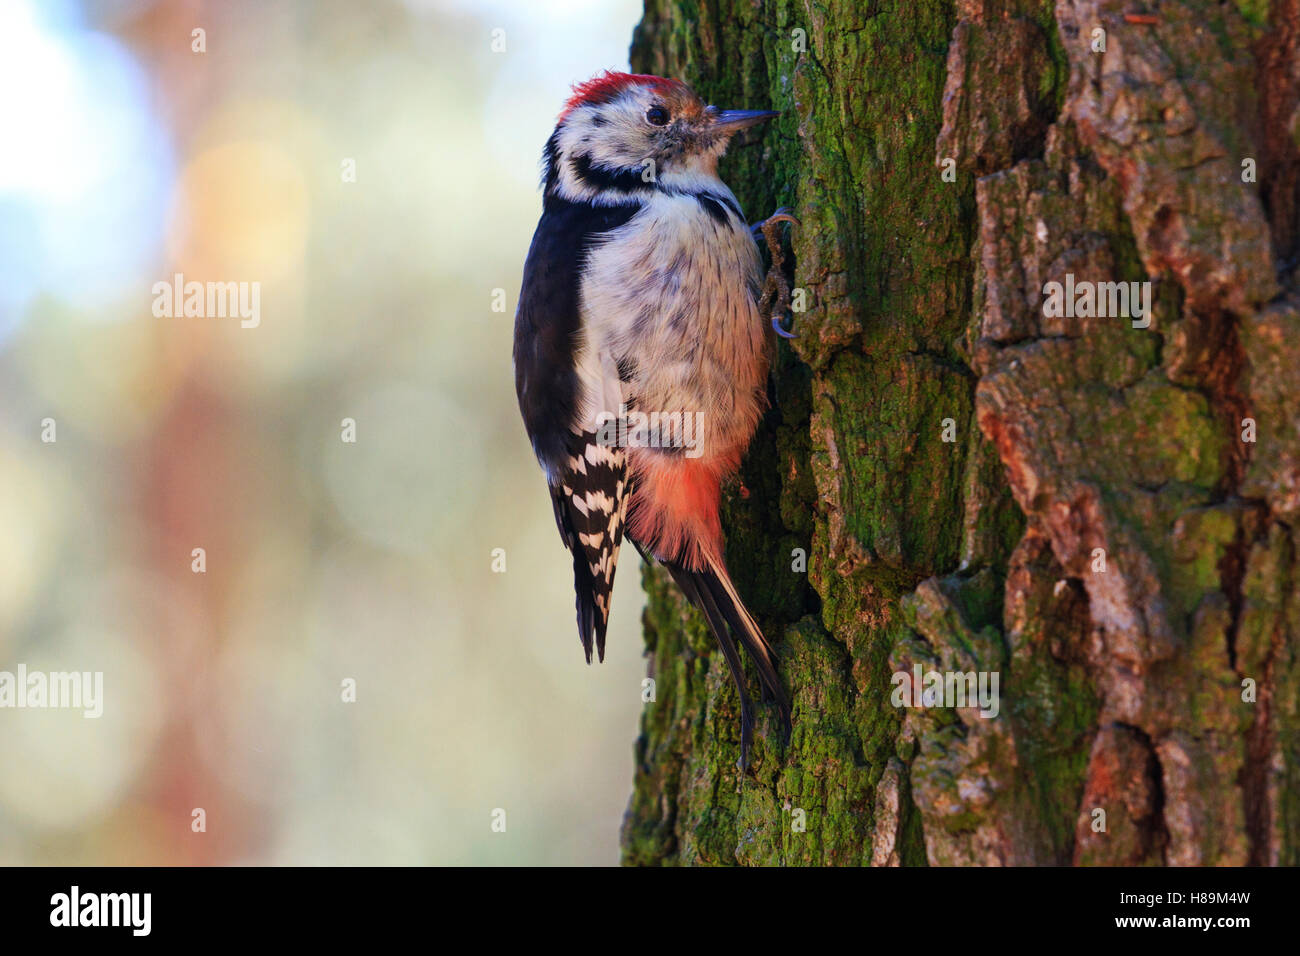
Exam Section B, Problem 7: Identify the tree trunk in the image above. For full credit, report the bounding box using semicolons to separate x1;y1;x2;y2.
621;0;1300;866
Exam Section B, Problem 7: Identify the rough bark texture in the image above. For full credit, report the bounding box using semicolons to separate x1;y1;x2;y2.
621;0;1300;866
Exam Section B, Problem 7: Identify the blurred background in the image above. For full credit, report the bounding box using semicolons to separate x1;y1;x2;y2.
0;0;649;865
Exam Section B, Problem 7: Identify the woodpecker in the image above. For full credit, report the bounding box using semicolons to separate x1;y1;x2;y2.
513;71;795;768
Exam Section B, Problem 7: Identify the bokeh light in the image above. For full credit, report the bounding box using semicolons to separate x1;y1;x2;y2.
0;0;646;865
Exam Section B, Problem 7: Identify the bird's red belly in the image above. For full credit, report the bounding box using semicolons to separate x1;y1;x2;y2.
626;445;748;571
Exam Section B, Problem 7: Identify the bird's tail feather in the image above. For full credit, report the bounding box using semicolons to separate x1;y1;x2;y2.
702;555;787;711
664;553;791;766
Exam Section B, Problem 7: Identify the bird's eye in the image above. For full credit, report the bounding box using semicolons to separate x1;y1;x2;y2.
646;106;669;126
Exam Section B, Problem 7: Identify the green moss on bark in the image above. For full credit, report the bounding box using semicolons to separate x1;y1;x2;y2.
622;0;1300;866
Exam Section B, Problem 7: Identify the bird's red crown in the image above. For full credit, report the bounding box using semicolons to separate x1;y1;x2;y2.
559;70;684;121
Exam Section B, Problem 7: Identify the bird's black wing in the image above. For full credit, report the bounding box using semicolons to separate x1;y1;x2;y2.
513;192;639;662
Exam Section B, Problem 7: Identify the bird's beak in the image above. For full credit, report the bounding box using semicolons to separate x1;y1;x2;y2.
709;108;779;134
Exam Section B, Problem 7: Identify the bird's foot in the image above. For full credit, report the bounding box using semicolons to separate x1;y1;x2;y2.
750;206;798;244
754;207;800;339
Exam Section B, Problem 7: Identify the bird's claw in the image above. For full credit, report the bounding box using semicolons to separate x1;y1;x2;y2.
756;206;799;338
764;207;800;231
751;207;800;244
772;314;797;338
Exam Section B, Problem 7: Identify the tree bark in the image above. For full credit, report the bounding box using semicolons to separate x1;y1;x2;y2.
621;0;1300;866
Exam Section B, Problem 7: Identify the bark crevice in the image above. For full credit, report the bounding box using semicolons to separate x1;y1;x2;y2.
622;0;1300;867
